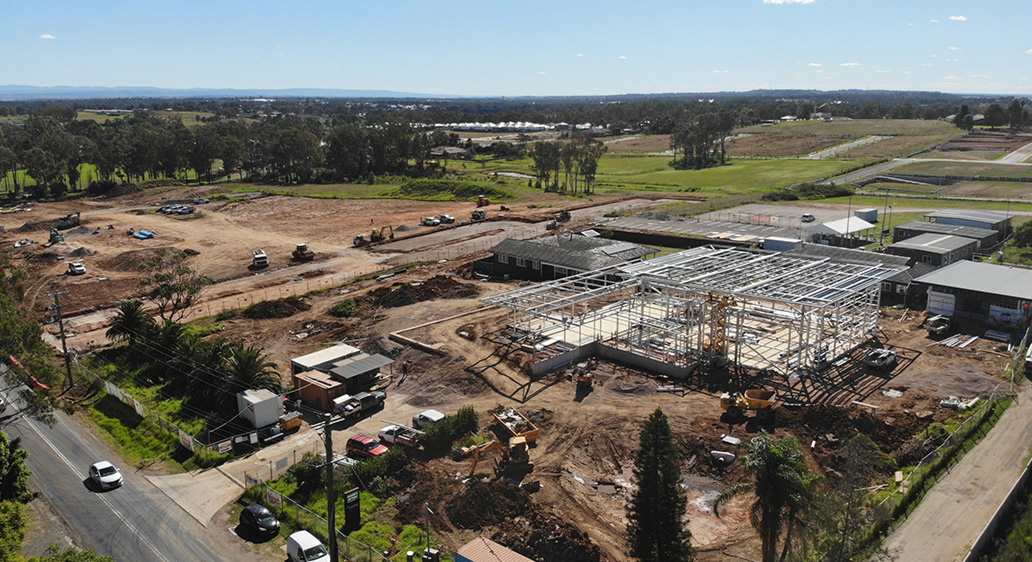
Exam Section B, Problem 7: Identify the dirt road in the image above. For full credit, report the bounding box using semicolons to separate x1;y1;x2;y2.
883;380;1032;562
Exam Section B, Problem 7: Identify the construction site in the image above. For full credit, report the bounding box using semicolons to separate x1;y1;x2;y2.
2;189;1017;562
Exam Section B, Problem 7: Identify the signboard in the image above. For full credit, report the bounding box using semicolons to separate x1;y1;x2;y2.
178;429;195;452
132;398;145;416
245;472;260;488
217;440;232;454
341;487;361;534
266;489;283;509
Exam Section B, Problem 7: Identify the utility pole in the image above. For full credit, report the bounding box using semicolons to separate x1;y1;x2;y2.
46;291;73;389
324;414;339;562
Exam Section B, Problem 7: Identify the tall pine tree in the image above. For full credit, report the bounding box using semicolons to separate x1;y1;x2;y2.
627;408;693;562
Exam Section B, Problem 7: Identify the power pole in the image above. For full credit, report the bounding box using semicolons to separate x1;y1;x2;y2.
46;290;74;389
324;414;339;562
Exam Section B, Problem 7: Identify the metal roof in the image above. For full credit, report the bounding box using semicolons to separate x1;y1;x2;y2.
292;343;361;370
329;354;394;380
805;217;875;236
894;221;998;240
888;233;976;254
490;236;654;271
924;209;1014;223
786;243;910;268
456;537;534;562
914;260;1032;301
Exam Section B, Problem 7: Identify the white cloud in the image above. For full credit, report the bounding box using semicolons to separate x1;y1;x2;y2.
39;33;55;39
944;75;963;80
949;15;967;21
808;63;822;67
576;53;584;57
712;70;729;74
948;46;961;51
923;63;933;66
841;62;861;67
1026;49;1032;55
972;74;989;78
618;55;628;60
930;19;939;23
537;71;546;75
763;0;815;4
947;58;961;62
877;70;892;74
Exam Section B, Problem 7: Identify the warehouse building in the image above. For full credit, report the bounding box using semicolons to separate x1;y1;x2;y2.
915;261;1032;331
924;209;1014;236
892;221;999;249
885;233;977;266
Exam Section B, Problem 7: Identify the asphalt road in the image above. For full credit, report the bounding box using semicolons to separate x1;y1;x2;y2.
1;378;274;562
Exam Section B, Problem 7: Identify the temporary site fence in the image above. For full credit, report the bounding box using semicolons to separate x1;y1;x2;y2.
243;470;391;562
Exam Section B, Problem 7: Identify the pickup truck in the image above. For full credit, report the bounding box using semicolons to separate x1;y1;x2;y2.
333;391;386;418
922;315;951;335
379;425;422;448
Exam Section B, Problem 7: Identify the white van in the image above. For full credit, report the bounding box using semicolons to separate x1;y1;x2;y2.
412;409;445;429
287;530;330;562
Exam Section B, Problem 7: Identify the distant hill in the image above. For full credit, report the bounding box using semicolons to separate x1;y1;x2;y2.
0;85;454;101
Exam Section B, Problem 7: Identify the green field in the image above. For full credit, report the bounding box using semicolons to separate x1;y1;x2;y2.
730;119;962;158
77;109;215;127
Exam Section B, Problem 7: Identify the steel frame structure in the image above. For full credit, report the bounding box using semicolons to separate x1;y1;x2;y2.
482;246;906;375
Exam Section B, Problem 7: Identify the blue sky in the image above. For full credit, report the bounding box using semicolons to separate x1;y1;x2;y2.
6;0;1030;96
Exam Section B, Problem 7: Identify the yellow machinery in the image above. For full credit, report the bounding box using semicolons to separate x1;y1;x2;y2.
705;291;735;355
720;389;777;419
476;195;491;207
468;436;531;478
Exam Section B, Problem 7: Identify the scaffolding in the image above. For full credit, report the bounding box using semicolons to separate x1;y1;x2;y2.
482;246;906;377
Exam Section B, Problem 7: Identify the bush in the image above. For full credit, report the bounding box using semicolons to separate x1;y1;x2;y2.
392;179;511;202
421;406;479;456
329;298;359;318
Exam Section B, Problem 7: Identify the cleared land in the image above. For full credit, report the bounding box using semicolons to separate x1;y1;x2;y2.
728;120;961;158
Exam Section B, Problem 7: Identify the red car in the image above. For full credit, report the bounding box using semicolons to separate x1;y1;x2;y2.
346;435;389;459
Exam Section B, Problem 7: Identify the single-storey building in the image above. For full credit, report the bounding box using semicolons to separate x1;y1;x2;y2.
914;261;1032;331
329;353;395;394
291;343;361;375
455;537;533;562
924;209;1014;236
430;146;469;159
291;370;346;412
893;220;999;249
805;217;876;248
885;233;976;266
475;235;656;281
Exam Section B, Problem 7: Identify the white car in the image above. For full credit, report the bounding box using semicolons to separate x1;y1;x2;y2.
68;262;86;275
88;461;123;490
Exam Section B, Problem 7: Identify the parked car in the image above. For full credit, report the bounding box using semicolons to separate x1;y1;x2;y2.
420;217;440;227
0;394;6;413
411;409;445;429
346;435;389;459
801;213;816;223
88;461;123;490
287;530;330;562
239;504;280;536
192;197;209;204
437;214;455;224
67;262;86;275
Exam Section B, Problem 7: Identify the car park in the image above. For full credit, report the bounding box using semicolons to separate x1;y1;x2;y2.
287;530;330;562
88;461;123;490
346;434;389;459
239;504;280;536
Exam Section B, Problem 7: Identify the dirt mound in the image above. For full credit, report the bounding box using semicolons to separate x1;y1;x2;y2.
493;510;602;562
19;218;59;232
445;480;531;529
365;275;480;308
243;296;311;319
99;248;180;272
68;247;96;257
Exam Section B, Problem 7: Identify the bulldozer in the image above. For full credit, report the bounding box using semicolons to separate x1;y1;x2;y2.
57;211;80;230
476;195;491;207
468;436;532;479
291;243;315;262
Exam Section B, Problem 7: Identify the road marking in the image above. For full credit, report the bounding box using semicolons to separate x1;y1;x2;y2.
17;406;173;562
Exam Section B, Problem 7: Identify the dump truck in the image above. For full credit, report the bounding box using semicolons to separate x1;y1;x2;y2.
720;389;777;419
291;243;315;262
252;249;269;268
493;407;540;443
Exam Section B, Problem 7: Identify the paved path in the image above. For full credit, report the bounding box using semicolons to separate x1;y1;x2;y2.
803;135;887;160
999;139;1032;164
884;380;1032;562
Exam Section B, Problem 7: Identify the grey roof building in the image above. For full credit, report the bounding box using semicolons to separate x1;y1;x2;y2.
885;233;976;266
784;243;922;304
893;220;999;248
476;235;656;281
914;261;1032;328
924;209;1014;234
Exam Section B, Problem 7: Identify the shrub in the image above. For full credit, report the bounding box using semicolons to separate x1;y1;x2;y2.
330;298;359;318
421;406;479;456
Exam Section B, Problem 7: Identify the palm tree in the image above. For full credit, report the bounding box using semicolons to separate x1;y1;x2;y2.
185;337;232;410
714;432;819;562
223;343;280;394
105;300;155;349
